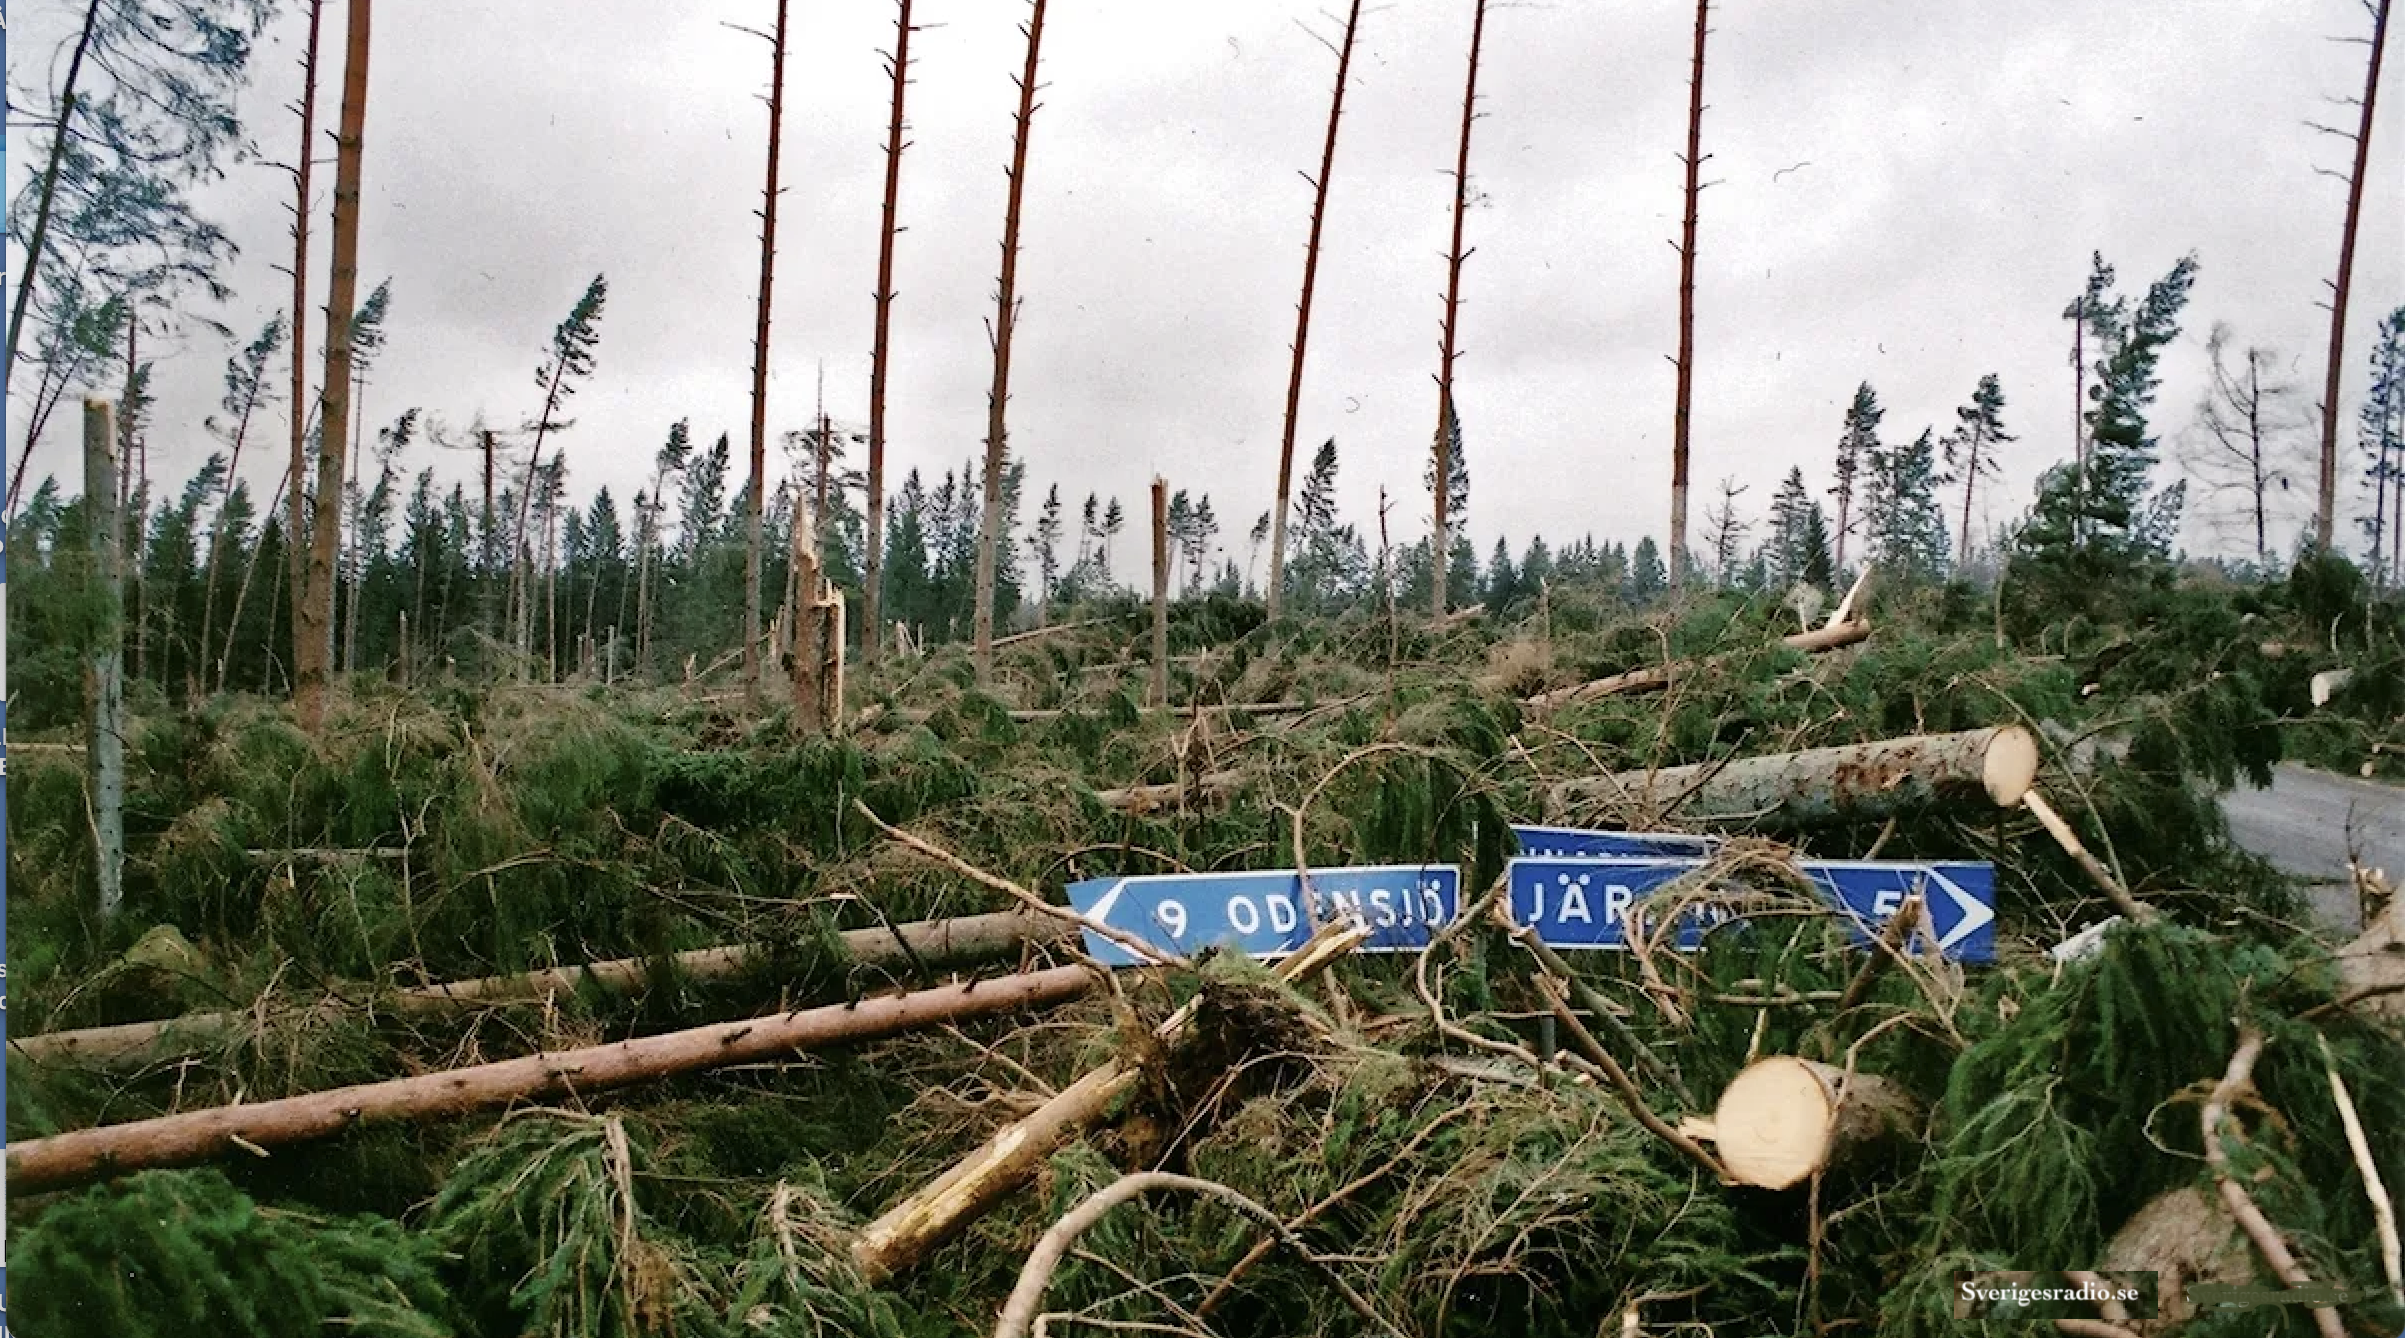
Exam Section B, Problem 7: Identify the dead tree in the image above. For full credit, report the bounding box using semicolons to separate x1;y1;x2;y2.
2181;323;2302;566
84;400;127;919
296;0;372;736
1668;0;1712;586
1266;0;1365;623
738;0;794;702
864;0;918;668
1150;477;1171;708
286;0;327;707
975;0;1053;684
2313;0;2391;551
1430;0;1491;617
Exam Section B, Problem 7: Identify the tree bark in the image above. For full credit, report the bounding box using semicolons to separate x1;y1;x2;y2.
853;920;1364;1284
3;0;104;389
975;0;1051;684
11;909;1064;1071
1668;0;1711;586
1430;0;1490;617
1702;1055;1921;1190
84;400;127;920
744;0;794;703
1557;724;2039;829
8;964;1096;1196
2317;0;2391;552
865;0;915;669
297;0;371;736
1524;617;1868;709
1267;0;1365;623
287;0;327;709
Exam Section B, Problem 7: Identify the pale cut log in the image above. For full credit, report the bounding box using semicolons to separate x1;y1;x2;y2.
1555;724;2038;830
9;963;1098;1196
11;910;1065;1071
1525;618;1870;710
2335;891;2405;1019
852;917;1368;1284
1094;768;1247;814
1706;1055;1922;1189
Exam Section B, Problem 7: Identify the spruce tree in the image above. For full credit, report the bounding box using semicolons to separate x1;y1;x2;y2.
2359;304;2405;582
1629;535;1667;604
1870;428;1951;578
1830;382;1883;569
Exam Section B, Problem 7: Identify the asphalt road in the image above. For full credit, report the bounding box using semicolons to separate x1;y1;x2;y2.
2221;763;2404;931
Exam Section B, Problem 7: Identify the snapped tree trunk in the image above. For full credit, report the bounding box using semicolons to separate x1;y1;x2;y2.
8;964;1097;1196
2316;0;2391;551
11;908;1065;1071
287;0;327;708
1267;0;1364;623
1697;1055;1922;1189
297;0;371;736
1556;724;2039;829
1668;0;1711;586
1150;476;1171;707
84;400;127;920
851;919;1366;1284
744;0;793;702
975;0;1051;685
1430;0;1489;618
864;0;917;669
1524;617;1868;709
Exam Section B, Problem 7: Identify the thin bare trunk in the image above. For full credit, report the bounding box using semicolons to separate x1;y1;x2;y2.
744;0;793;702
297;0;371;736
1668;0;1711;586
219;470;288;694
1150;477;1169;708
508;360;568;677
1431;0;1490;617
975;0;1052;683
864;0;916;668
198;370;270;691
1267;0;1364;623
4;0;103;386
85;400;127;919
288;0;327;705
2317;0;2391;551
1956;429;1979;570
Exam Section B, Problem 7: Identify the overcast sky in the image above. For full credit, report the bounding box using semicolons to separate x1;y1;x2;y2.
7;0;2402;571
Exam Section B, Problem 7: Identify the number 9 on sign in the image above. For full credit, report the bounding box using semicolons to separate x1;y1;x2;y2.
1151;899;1187;940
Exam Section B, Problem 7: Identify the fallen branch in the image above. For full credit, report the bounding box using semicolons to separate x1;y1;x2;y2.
1499;911;1693;1105
1557;725;2038;830
852;917;1367;1284
2319;1033;2402;1306
1092;768;1247;814
2201;1028;2347;1338
989;614;1130;649
9;964;1100;1195
2020;786;2156;923
11;909;1065;1071
1536;975;1727;1180
993;1171;1409;1338
1525;618;1870;710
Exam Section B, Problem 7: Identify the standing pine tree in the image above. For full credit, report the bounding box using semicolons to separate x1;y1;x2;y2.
1943;373;2013;566
2359;305;2405;583
1766;466;1815;588
509;275;609;676
1032;483;1063;621
1830;383;1882;570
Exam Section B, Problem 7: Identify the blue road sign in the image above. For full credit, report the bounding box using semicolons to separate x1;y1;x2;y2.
1511;824;1718;859
1066;865;1462;968
1507;856;1997;962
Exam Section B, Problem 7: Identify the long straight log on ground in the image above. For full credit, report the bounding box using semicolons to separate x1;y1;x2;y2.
8;963;1098;1196
1554;724;2039;831
1093;768;1248;813
851;917;1368;1284
10;910;1067;1071
1525;618;1871;710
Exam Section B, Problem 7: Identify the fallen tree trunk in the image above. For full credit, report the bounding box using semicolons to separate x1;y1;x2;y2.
1525;618;1871;710
852;918;1366;1284
887;701;1329;726
1555;724;2039;830
1698;1055;1923;1189
11;909;1065;1071
8;963;1099;1196
1093;768;1247;814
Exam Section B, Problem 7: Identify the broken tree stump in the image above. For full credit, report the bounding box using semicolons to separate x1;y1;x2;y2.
11;909;1067;1071
1524;617;1871;710
1699;1055;1923;1190
851;917;1367;1284
1555;724;2039;831
8;963;1100;1196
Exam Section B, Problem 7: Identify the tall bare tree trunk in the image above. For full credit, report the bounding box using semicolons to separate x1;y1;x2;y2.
1266;0;1364;624
2316;0;2391;552
1668;0;1711;587
744;0;794;703
975;0;1051;684
4;0;103;389
287;0;327;707
198;365;271;692
297;0;371;736
219;471;287;693
84;400;127;919
1430;0;1490;618
1150;478;1170;707
865;0;917;668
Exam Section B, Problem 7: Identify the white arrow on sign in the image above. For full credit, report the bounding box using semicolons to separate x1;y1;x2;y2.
1922;867;1994;953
